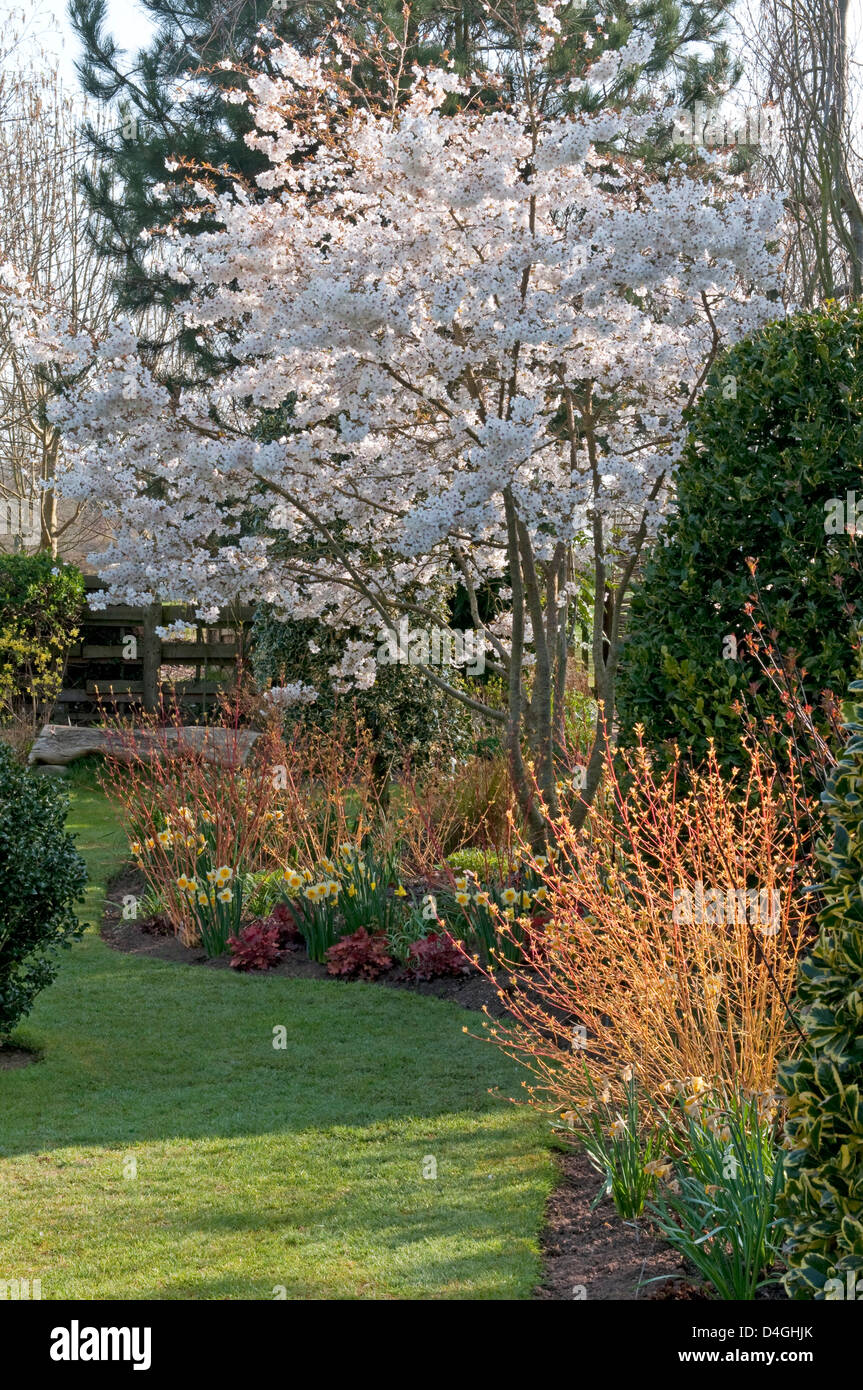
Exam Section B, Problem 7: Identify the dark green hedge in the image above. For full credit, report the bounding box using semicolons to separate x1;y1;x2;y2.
617;303;863;769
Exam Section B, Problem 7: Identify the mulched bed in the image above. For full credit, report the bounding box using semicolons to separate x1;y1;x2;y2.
99;864;783;1302
536;1149;695;1300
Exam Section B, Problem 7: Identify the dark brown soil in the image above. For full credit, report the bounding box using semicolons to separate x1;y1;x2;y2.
535;1149;698;1300
0;1045;40;1070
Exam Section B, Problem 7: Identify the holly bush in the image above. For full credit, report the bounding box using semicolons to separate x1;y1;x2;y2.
617;303;863;771
0;744;88;1038
777;669;863;1298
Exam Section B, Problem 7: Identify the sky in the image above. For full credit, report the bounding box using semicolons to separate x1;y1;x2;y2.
5;0;156;92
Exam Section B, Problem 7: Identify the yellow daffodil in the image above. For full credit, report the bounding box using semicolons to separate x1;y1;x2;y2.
394;885;407;898
644;1159;673;1180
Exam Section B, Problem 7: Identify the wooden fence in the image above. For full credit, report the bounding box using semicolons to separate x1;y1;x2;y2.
54;575;254;724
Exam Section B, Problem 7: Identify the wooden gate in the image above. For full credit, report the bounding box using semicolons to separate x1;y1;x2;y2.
54;575;254;724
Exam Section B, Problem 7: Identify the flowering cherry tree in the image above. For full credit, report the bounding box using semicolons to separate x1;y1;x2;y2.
40;5;784;834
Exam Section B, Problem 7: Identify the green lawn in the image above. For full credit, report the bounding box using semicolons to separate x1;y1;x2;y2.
0;782;552;1300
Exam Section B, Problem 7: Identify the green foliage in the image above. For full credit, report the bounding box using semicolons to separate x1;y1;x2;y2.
436;873;536;965
136;885;169;921
0;553;84;720
188;873;245;959
618;303;863;771
251;604;472;769
386;904;436;964
241;869;289;919
564;1068;672;1221
563;682;597;754
446;847;513;880
778;672;863;1298
0;745;88;1037
649;1089;784;1300
335;842;404;935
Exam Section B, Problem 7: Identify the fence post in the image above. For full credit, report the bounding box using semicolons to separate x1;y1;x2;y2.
141;602;161;711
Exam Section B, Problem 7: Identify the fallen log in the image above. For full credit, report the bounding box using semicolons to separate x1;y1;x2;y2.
28;724;260;769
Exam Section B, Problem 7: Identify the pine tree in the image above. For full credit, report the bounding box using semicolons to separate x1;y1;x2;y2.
71;0;279;376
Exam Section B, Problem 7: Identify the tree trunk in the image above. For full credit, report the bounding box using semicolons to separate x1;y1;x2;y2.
141;603;161;712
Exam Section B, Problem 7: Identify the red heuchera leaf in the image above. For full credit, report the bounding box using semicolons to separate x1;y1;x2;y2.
325;927;393;980
407;932;470;980
228;920;281;971
268;902;301;945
